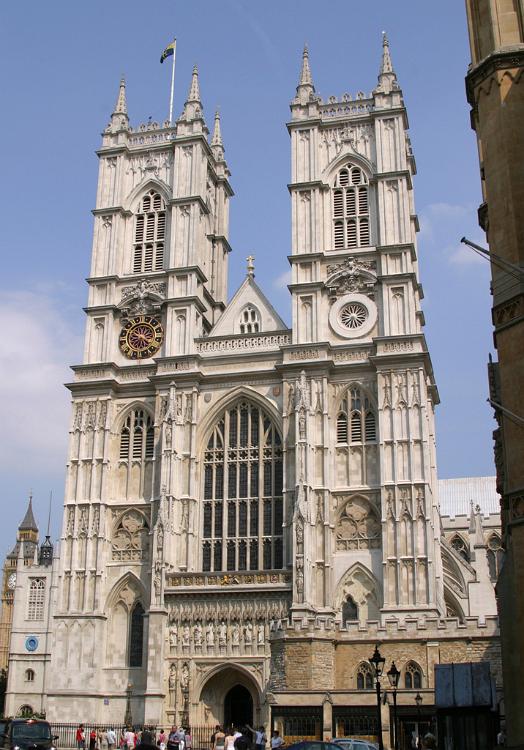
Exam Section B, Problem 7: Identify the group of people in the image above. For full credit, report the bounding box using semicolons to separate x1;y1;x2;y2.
75;726;193;750
210;725;284;750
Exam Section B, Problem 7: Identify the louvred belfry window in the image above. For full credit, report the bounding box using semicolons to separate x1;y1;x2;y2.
119;409;155;461
333;165;371;250
133;190;166;273
202;401;283;572
336;387;377;445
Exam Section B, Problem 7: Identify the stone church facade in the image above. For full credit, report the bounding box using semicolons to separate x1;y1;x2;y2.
4;39;502;745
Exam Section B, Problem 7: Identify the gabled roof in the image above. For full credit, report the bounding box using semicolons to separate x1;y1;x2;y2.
438;477;499;517
19;497;38;532
209;275;288;338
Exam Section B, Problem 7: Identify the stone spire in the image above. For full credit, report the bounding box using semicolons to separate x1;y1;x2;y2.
179;65;205;126
19;493;38;533
294;45;316;105
211;109;224;160
375;32;398;93
110;76;129;131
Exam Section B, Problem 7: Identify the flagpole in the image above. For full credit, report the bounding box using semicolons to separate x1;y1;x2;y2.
169;39;177;124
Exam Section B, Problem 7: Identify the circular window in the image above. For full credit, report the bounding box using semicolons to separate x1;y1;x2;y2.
329;293;377;339
339;301;369;330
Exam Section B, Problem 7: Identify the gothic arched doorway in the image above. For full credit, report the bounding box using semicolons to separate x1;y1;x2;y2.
224;684;253;729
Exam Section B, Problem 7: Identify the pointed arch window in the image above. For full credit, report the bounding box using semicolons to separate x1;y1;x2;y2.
336;387;377;445
129;601;144;667
333;165;371;250
202;401;283;572
133;190;166;274
239;306;261;334
119;409;155;461
450;534;470;563
356;662;374;690
487;534;504;582
404;661;423;689
25;669;35;682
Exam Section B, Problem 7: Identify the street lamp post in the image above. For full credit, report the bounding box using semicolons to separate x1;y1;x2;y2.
369;645;386;750
124;681;133;727
387;661;400;750
415;692;423;749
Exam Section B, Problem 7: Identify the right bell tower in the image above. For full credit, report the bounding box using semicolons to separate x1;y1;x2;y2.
286;37;445;620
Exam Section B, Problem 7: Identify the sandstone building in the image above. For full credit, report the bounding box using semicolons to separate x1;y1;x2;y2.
3;38;503;748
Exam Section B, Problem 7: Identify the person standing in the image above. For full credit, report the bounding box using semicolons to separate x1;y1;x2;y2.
270;731;283;750
212;726;225;750
158;729;166;750
106;728;116;750
125;727;135;750
77;726;86;750
233;729;250;750
137;732;157;750
89;730;97;750
247;725;266;750
167;726;179;750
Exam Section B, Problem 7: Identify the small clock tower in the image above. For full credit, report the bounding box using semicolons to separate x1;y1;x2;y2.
0;497;39;671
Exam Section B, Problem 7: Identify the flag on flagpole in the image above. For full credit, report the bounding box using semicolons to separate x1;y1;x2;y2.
160;39;176;64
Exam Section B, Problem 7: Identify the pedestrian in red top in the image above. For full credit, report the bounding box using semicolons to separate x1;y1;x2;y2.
77;726;86;750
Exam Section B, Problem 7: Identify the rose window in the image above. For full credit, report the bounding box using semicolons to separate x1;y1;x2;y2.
339;302;368;330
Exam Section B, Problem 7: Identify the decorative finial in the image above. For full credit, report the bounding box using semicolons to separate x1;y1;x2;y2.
113;76;128;115
379;31;394;76
211;109;223;147
299;44;313;86
188;64;201;103
246;255;255;278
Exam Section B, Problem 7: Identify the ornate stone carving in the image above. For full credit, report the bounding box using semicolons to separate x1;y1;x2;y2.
119;280;166;316
326;257;377;298
111;509;150;561
336;496;381;550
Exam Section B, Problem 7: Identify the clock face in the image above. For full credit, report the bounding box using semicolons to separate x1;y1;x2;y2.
7;573;16;589
119;315;164;360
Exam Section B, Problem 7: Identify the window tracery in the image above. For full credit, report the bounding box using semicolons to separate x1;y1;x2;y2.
404;661;423;689
356;662;373;690
119;409;155;461
129;601;145;667
112;510;150;562
133;190;166;273
202;401;283;572
336;496;381;550
487;533;504;581
450;534;470;563
333;165;370;250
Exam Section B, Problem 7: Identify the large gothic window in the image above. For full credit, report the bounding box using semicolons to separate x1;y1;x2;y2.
336;387;377;444
133;190;166;273
450;534;470;563
404;661;423;689
333;165;370;250
356;662;374;690
202;401;283;572
120;410;155;460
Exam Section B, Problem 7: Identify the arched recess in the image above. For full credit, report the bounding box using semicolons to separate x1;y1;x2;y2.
441;545;468;599
334;562;382;624
335;495;381;551
197;663;262;727
113;402;156;502
197;386;282;446
105;573;147;667
444;586;466;622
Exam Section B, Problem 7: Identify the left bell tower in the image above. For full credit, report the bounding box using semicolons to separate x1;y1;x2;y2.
47;69;232;724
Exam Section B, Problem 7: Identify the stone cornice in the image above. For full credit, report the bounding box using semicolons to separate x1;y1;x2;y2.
466;47;524;104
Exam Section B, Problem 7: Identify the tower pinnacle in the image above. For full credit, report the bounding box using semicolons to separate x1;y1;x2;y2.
299;45;313;87
179;65;205;126
110;76;129;131
188;65;201;103
375;32;398;93
211;109;225;160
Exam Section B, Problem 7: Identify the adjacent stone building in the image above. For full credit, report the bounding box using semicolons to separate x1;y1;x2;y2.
464;3;524;748
4;39;503;747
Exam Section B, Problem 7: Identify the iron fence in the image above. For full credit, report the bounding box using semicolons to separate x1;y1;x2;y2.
49;724;216;750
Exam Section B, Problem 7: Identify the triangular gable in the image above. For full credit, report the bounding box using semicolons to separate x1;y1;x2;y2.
210;276;288;337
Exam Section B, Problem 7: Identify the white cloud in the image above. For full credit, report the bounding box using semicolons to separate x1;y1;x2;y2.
0;289;83;474
419;201;487;268
272;270;291;289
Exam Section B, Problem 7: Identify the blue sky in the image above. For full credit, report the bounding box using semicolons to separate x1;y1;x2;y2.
0;0;495;555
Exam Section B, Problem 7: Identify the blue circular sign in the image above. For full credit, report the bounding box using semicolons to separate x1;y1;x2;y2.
25;636;38;652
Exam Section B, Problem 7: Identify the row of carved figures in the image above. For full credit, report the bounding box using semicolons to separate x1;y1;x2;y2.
168;618;281;649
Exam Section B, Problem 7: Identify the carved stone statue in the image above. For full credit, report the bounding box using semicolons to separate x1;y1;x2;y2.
244;620;253;644
231;621;240;646
194;621;203;647
257;622;265;645
182;623;190;647
168;663;177;690
181;662;189;689
218;620;227;646
169;624;178;648
206;622;215;646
